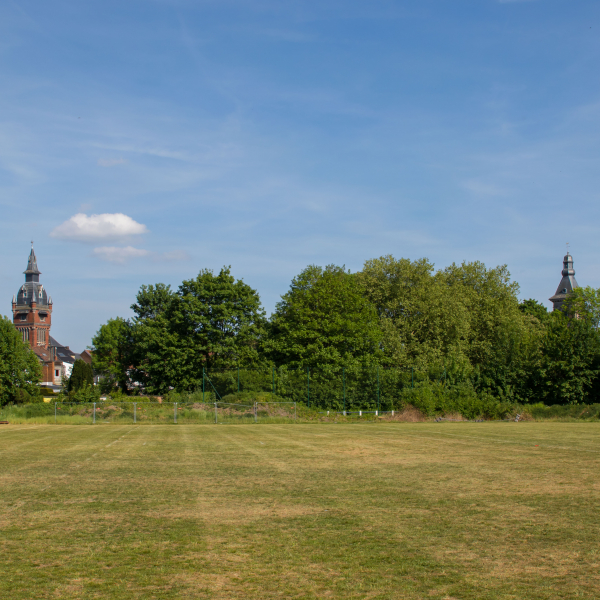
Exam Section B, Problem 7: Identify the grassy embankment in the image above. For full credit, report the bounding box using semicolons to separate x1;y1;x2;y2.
1;422;599;599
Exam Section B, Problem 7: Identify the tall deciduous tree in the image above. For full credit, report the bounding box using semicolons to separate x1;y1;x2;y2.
170;267;266;388
0;316;41;405
130;284;181;395
266;265;382;370
564;286;600;329
539;311;600;404
357;256;471;375
91;317;133;393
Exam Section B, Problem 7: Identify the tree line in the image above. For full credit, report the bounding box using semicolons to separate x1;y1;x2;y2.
87;256;600;406
2;255;599;407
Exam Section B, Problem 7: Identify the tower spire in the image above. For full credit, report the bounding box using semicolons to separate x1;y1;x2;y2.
549;250;579;311
24;244;41;277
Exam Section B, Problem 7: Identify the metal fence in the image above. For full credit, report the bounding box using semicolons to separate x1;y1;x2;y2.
198;365;442;413
1;401;302;425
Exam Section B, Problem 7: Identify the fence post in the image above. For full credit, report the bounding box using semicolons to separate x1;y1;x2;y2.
377;366;380;413
93;402;96;424
343;367;346;415
134;402;136;424
174;402;177;424
272;367;275;398
214;402;217;424
307;367;310;408
254;402;257;424
237;366;240;393
202;368;205;403
294;402;297;421
55;402;57;424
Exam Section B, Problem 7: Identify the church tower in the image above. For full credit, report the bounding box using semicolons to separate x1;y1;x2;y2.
12;244;53;349
549;252;578;311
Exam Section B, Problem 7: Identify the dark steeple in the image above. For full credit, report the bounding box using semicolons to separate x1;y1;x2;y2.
14;244;50;308
549;252;578;311
24;242;41;283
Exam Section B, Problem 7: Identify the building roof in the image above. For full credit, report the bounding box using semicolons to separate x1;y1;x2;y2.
549;252;579;304
14;245;51;308
49;336;77;364
24;246;41;277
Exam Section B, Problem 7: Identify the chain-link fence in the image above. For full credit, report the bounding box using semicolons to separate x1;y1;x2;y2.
0;401;304;425
201;366;440;413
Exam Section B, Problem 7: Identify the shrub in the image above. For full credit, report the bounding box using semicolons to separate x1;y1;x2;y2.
401;381;515;420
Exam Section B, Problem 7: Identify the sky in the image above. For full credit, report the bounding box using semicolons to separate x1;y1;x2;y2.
1;0;600;350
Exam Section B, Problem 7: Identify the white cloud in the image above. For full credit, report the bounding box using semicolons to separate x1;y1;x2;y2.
50;213;148;242
97;157;128;167
92;246;150;263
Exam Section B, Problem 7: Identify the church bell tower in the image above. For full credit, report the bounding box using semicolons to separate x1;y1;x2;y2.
549;252;578;312
12;244;53;349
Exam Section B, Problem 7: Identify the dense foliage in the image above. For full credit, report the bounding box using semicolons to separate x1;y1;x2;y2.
67;359;94;392
0;316;41;405
90;258;600;407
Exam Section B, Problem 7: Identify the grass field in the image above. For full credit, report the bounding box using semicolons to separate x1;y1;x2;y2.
1;423;599;599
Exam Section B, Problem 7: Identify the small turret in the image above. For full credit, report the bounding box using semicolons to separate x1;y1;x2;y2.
549;252;579;311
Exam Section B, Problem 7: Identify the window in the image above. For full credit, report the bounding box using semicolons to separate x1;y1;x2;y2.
19;314;27;321
37;329;45;345
55;370;59;377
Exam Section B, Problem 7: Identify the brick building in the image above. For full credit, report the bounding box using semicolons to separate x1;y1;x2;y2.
12;245;91;389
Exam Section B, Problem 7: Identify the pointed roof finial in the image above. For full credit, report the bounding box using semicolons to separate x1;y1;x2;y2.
566;241;570;255
24;244;41;276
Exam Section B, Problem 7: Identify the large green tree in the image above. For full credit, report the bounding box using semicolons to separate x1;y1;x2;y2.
91;317;133;393
564;286;600;329
129;284;182;395
266;265;382;370
538;311;600;404
358;256;471;375
0;316;41;405
441;261;539;398
171;268;266;387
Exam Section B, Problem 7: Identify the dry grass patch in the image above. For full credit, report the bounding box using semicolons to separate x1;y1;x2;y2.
1;423;600;599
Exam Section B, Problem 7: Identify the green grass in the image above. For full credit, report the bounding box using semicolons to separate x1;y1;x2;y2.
1;423;599;599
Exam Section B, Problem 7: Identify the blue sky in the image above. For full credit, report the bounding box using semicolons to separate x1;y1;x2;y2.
1;0;600;350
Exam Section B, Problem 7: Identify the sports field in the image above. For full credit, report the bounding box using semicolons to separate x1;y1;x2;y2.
1;423;599;599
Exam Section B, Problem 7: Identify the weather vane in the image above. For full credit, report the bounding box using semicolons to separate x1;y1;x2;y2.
566;242;570;254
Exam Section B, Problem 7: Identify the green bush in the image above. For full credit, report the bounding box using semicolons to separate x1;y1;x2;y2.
527;403;600;420
401;381;515;420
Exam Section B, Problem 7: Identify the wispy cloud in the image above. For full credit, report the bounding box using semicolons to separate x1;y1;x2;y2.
97;157;128;167
92;246;150;263
50;213;148;243
92;246;190;264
